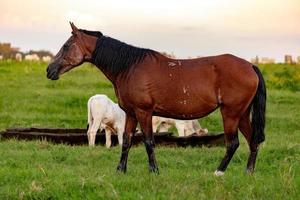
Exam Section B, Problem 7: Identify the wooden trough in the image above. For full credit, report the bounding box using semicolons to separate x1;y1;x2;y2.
0;127;224;147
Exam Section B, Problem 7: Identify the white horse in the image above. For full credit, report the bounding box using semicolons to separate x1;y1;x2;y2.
87;94;125;147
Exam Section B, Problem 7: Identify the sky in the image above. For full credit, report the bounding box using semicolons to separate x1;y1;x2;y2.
0;0;300;62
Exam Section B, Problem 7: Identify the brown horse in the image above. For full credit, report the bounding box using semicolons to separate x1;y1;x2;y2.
47;23;266;175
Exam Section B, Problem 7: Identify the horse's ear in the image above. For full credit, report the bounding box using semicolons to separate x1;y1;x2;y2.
69;22;79;35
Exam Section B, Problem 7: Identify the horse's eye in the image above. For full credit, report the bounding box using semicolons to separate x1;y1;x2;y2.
63;44;69;50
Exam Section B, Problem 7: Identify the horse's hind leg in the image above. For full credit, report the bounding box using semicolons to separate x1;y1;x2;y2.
239;110;259;173
117;114;137;173
215;107;240;176
136;110;159;173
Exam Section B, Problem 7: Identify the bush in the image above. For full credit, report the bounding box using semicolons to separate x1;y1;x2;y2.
260;64;300;92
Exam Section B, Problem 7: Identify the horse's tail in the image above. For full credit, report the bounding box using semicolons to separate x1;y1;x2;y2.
251;65;266;144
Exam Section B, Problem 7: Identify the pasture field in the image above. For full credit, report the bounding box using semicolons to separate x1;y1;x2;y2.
0;61;299;199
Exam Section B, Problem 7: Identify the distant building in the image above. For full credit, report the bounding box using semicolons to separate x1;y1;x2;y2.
260;57;275;64
0;42;20;59
250;56;259;64
0;54;3;60
284;55;294;64
250;56;275;64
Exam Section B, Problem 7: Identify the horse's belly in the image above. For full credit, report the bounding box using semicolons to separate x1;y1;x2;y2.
153;95;218;120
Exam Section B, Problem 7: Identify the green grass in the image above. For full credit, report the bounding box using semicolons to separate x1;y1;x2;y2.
0;61;115;130
0;61;299;199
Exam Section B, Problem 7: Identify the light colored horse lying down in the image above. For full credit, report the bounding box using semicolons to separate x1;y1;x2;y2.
87;94;208;147
152;116;208;136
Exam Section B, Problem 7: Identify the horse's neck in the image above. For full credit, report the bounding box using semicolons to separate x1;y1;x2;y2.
93;63;117;83
90;61;126;101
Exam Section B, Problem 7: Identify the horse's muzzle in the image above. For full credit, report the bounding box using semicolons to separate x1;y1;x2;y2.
46;63;59;80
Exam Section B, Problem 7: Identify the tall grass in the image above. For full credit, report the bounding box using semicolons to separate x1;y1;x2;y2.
260;64;300;91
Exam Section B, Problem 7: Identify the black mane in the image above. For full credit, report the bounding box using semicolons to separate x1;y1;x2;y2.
90;35;156;76
79;29;103;38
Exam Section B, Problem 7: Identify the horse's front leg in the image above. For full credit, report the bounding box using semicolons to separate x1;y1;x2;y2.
136;110;159;174
117;114;137;173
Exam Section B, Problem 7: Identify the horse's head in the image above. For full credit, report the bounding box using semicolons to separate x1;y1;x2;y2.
47;22;98;80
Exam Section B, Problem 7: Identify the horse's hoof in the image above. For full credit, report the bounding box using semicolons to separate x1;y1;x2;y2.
116;164;127;173
246;168;254;174
214;170;224;176
149;166;159;174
